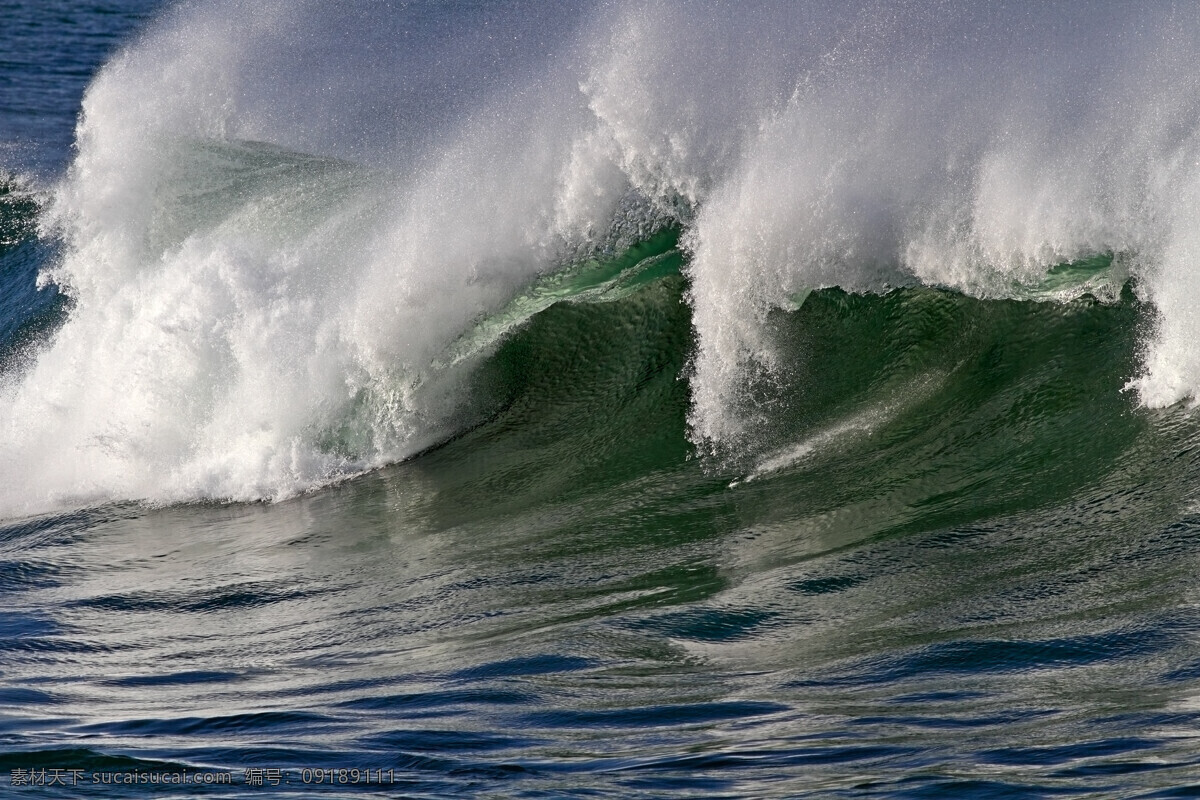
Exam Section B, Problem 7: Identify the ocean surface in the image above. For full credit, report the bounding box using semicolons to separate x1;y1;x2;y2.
5;1;1200;797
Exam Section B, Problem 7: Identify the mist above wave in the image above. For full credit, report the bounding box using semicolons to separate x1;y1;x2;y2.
1;0;1198;515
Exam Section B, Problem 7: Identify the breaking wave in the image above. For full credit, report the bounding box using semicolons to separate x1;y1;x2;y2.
2;0;1200;516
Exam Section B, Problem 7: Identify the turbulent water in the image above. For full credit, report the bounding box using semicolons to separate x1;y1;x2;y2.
6;1;1200;797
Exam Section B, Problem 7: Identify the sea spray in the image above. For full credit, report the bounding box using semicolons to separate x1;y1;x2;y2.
0;0;622;514
682;1;1200;450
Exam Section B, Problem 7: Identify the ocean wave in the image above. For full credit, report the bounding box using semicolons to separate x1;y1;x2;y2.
2;0;1200;515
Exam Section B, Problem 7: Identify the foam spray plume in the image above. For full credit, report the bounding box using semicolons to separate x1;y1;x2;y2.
2;0;1199;516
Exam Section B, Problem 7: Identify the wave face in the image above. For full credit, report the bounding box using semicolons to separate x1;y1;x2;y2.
4;0;1200;514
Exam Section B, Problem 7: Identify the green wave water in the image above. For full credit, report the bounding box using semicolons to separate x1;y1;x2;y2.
426;248;1171;541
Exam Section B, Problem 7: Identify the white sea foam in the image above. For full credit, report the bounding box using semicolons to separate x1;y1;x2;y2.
3;0;1200;514
0;0;620;514
682;2;1200;448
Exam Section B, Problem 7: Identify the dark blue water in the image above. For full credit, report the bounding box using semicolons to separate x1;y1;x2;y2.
0;0;160;177
5;3;1200;798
